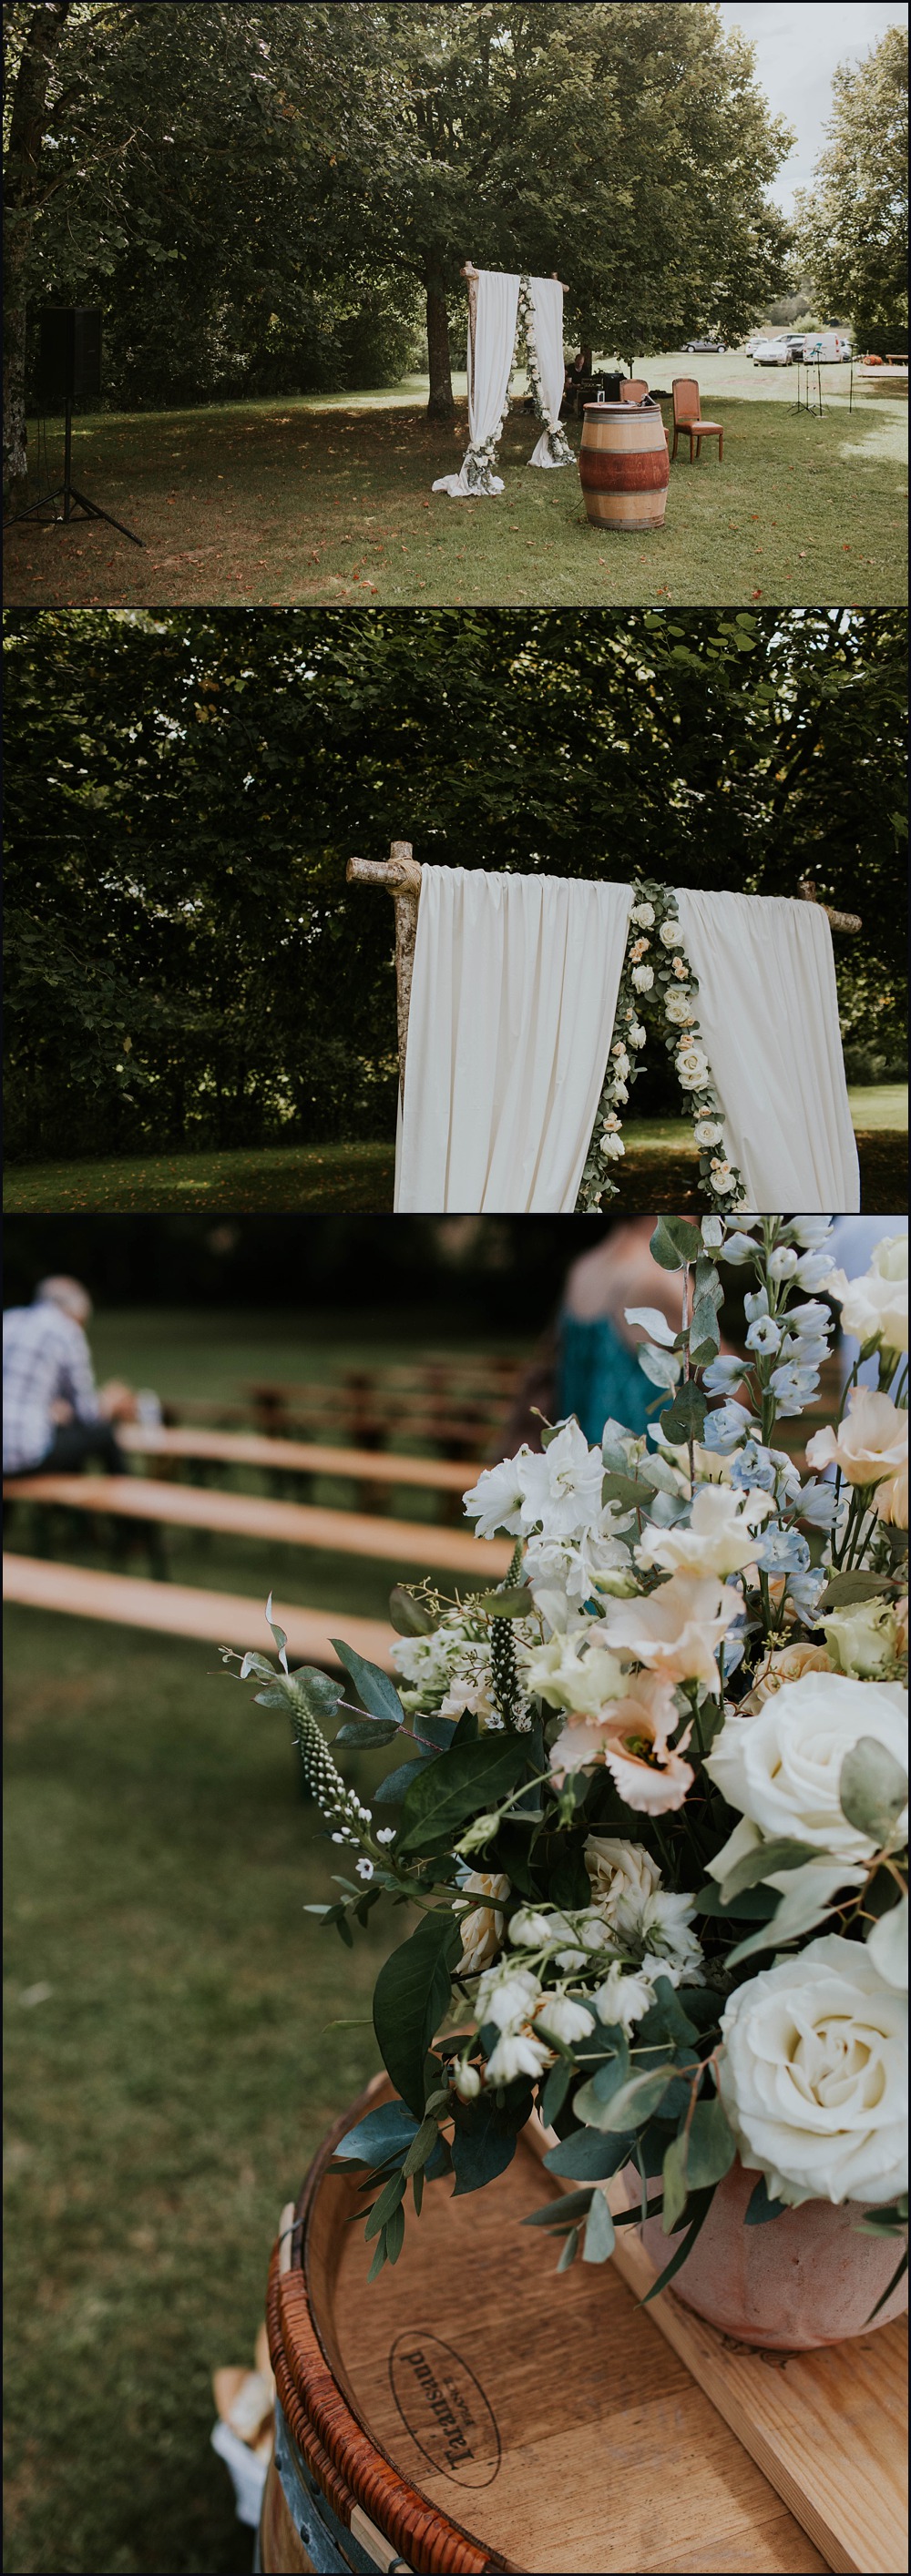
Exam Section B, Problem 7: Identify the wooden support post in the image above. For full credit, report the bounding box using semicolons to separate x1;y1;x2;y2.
346;842;423;1095
461;261;478;384
799;879;863;935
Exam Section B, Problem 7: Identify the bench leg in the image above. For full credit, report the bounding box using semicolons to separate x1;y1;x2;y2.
718;431;723;461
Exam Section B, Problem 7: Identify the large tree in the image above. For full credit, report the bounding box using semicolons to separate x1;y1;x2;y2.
5;607;906;1164
793;25;908;351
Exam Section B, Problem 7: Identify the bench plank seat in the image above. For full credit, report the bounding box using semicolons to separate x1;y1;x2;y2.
3;1553;396;1670
3;1472;511;1578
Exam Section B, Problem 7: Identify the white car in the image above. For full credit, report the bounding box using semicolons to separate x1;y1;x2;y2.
744;334;768;357
752;337;793;366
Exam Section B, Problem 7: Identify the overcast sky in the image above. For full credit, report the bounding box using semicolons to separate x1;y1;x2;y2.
718;1;908;209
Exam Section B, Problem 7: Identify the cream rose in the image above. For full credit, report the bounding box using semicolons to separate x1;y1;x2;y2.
599;1568;742;1692
739;1641;833;1713
706;1673;908;1869
584;1833;660;1937
824;1596;902;1680
717;1935;908;2206
806;1388;907;1492
456;1869;510;1974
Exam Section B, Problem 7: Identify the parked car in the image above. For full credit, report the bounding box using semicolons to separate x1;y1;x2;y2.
752;337;793;365
682;338;727;353
784;333;809;357
744;335;767;356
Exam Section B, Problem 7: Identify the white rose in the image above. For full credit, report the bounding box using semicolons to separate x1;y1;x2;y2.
599;1132;625;1161
676;1048;710;1091
628;1021;647;1047
717;1935;908;2206
694;1119;723;1147
824;1596;901;1679
866;1894;908;1991
705;1674;908;1869
631;963;654;993
630;901;655;927
664;991;695;1026
659;918;683;947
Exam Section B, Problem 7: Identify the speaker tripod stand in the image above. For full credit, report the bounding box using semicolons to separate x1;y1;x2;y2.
5;396;144;545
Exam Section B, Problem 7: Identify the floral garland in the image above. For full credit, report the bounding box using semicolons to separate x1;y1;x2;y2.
576;877;747;1217
460;274;573;492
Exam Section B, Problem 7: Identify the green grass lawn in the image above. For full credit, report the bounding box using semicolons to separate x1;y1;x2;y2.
3;348;906;608
5;1087;906;1215
3;1606;400;2576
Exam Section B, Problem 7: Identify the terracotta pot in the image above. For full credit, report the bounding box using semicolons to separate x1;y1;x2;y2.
623;2159;908;2350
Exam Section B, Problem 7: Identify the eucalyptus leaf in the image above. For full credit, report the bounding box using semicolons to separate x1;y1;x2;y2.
650;1217;703;1271
719;1835;822;1902
334;1716;401;1748
450;2095;518;2197
543;2127;634;2181
389;1585;435;1638
660;1380;707;1445
574;2065;674;2133
522;2188;595;2229
661;2133;689;2235
582;2189;616;2264
839;1736;908;1846
333;2103;419;2167
685;2096;737;2189
330;1639;406;1729
473;1584;534;1618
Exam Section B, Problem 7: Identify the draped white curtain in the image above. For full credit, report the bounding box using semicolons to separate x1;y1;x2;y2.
674;887;860;1212
394;868;633;1212
527;276;568;467
432;271;521;500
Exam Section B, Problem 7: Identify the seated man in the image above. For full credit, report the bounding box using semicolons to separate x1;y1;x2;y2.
3;1275;134;1480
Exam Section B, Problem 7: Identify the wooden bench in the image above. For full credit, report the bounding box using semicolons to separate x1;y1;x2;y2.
3;1472;512;1579
2;1555;397;1671
118;1423;482;1496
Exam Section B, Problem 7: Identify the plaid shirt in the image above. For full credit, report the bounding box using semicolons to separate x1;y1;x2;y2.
2;1301;99;1474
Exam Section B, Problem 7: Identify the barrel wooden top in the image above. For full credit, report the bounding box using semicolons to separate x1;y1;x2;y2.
270;2082;834;2575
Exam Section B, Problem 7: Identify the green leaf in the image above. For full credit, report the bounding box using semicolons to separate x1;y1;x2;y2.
363;2170;405;2240
601;1471;653;1510
333;2103;419;2167
385;2204;406;2265
660;1380;707;1445
690;1293;721;1355
330;1639;406;1729
394;1734;528;1855
650;1217;703;1270
402;2113;440;2179
661;2133;689;2235
374;1754;435;1806
574;2065;674;2133
745;2173;786;2225
640;2186;715;2302
372;1909;461;2119
389;1585;435;1637
523;2188;595;2229
697;1881;779;1920
582;2189;616;2264
839;1736;908;1846
451;2094;519;2196
557;2225;580;2273
366;2230;388;2283
544;2126;634;2181
685;2096;737;2189
473;1584;534;1618
817;1572;895;1610
719;1835;822;1901
288;1667;343;1723
334;1716;401;1748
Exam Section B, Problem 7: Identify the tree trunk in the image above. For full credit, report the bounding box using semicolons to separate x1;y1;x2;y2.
425;275;455;422
3;2;72;502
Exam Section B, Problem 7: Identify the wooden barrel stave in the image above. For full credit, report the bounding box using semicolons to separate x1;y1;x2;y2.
578;402;670;532
262;2080;833;2575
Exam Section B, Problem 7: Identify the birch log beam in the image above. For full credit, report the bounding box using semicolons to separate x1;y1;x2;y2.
346;843;423;1095
799;879;863;935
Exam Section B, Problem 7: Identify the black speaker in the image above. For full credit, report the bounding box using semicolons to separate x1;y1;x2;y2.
36;309;102;409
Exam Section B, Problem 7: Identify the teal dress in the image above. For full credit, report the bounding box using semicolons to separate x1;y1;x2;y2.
557;1309;652;1446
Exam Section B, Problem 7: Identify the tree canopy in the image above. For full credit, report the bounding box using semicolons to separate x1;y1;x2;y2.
4;0;793;484
793;25;908;351
5;606;906;1165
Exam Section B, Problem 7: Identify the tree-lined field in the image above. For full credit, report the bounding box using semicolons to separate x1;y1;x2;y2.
5;606;907;1188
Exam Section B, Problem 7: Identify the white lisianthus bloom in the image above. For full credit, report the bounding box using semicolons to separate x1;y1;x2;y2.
592;1961;657;2034
824;1237;908;1355
631;962;654;993
455;1870;511;1974
517;1419;606;1541
806;1389;907;1497
584;1835;661;1938
630;901;655;927
694;1119;724;1147
598;1569;742;1691
866;1895;908;1991
659;918;684;947
464;1451;528;1538
717;1936;908;2206
676;1046;711;1091
533;1991;596;2044
519;1635;627;1716
705;1674;908;1870
636;1482;772;1580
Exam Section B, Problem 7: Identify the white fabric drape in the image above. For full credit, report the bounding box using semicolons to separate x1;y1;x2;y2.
432;270;521;500
394;868;633;1212
674;886;860;1212
527;276;568;467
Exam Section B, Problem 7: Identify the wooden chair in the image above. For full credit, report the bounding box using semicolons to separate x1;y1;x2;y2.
671;377;723;462
619;378;649;403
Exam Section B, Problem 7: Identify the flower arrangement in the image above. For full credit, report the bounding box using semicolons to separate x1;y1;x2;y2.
577;880;746;1216
228;1219;907;2323
460;275;572;492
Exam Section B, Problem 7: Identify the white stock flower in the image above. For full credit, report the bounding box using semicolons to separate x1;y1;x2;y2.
453;2061;481;2100
517;1420;606;1540
476;1962;542;2030
706;1674;908;1870
507;1907;555;1947
635;1482;772;1580
717;1935;908;2207
824;1237;908;1354
464;1451;527;1538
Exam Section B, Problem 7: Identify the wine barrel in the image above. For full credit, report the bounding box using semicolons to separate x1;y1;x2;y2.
578;402;670;533
261;2079;826;2574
